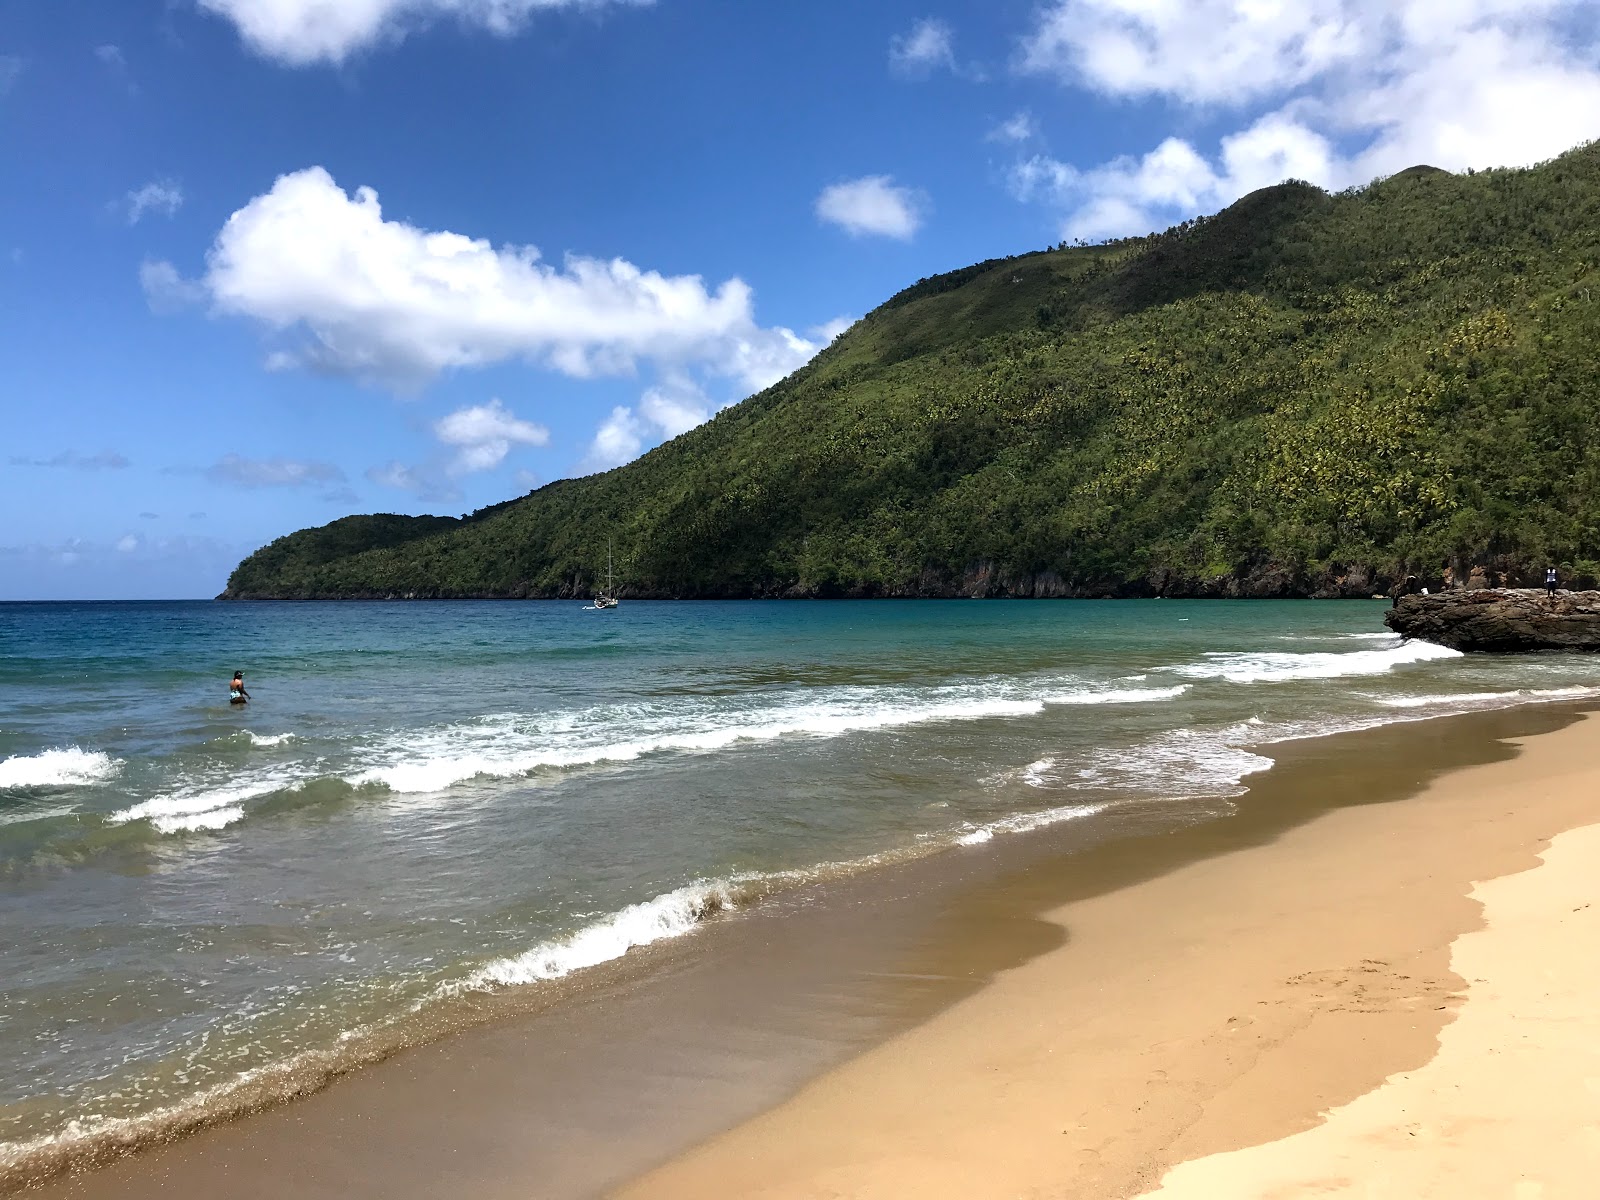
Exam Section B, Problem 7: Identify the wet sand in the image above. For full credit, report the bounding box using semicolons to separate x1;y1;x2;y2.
23;704;1597;1199
621;707;1600;1199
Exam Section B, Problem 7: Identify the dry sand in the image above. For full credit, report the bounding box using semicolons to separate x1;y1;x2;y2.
1140;820;1600;1199
619;713;1600;1199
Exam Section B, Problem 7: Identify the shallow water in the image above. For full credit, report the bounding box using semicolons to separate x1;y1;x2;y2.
2;598;1597;1179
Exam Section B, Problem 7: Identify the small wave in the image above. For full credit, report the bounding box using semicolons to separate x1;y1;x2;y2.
1168;639;1460;684
0;747;120;790
1068;730;1276;797
463;880;743;989
350;681;1189;796
245;732;296;748
106;771;306;835
956;802;1108;845
1041;685;1188;705
1375;685;1600;710
1275;632;1399;643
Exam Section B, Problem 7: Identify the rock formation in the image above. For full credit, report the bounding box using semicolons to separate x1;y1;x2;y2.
1385;589;1600;652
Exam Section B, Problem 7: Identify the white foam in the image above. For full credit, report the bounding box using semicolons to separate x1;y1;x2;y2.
1168;639;1461;684
107;771;302;835
244;732;296;748
0;747;121;789
1375;685;1600;710
349;679;1188;796
465;880;738;988
1041;685;1189;705
956;802;1108;845
1069;729;1276;797
1375;691;1517;709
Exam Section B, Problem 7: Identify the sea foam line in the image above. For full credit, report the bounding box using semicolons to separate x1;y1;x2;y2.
351;682;1191;796
0;747;121;790
1167;639;1461;684
106;771;308;835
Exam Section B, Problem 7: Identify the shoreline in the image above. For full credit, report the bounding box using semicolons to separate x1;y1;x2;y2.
18;702;1597;1198
620;706;1600;1199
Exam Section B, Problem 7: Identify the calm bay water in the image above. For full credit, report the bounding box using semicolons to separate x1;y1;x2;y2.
3;598;1598;1181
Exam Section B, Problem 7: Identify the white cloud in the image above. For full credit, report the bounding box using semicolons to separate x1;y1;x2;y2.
582;405;646;472
147;166;823;393
816;176;926;240
127;180;184;224
987;111;1037;143
197;0;652;66
890;18;957;77
1014;113;1337;240
366;460;460;502
1015;0;1600;239
9;450;130;470
434;397;549;474
810;316;855;344
140;259;207;311
116;534;140;553
0;56;23;96
94;44;126;68
204;454;345;488
581;376;714;471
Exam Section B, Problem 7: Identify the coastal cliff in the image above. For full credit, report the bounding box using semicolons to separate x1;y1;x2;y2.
1386;589;1600;652
223;141;1600;601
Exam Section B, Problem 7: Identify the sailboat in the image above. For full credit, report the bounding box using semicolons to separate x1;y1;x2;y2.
591;541;619;610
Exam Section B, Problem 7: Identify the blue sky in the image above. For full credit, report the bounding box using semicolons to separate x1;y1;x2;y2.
3;0;1597;598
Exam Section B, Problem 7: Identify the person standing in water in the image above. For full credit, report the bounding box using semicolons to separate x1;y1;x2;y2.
229;671;251;705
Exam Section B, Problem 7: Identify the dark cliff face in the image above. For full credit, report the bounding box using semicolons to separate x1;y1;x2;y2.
1385;590;1600;651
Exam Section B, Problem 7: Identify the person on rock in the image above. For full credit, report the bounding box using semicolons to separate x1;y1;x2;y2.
1546;566;1559;597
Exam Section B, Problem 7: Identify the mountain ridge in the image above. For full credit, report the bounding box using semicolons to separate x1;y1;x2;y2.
222;141;1600;600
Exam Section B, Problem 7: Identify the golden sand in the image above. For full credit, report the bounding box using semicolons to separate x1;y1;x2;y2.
620;715;1600;1199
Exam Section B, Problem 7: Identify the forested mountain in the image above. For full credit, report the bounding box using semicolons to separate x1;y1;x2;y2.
223;142;1600;600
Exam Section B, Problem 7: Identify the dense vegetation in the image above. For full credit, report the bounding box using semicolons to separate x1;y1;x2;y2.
224;142;1600;600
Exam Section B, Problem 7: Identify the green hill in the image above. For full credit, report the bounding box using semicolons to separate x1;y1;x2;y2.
223;142;1600;600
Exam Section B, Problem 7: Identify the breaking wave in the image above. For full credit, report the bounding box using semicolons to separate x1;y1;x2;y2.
0;748;120;790
350;681;1189;796
1167;639;1461;684
462;879;747;989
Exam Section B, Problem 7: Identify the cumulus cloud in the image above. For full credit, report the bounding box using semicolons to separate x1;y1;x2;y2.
145;167;823;393
9;450;130;470
204;453;345;488
810;316;855;344
369;397;547;498
94;44;126;68
116;534;141;553
1015;0;1600;239
816;176;926;240
367;460;460;502
140;259;207;311
197;0;652;66
126;179;184;224
582;405;646;473
581;376;714;471
1013;113;1340;241
434;397;549;474
890;18;957;77
987;111;1037;143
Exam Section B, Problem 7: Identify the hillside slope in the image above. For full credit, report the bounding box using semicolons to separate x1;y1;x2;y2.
224;143;1600;600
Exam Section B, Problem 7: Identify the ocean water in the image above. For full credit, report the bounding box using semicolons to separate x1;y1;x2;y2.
2;598;1598;1182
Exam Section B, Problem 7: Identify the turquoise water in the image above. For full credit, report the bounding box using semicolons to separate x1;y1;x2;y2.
3;599;1598;1179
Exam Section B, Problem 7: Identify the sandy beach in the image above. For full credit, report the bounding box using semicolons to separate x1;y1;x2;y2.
621;711;1600;1199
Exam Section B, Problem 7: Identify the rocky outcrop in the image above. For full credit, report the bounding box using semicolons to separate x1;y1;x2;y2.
1385;589;1600;652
